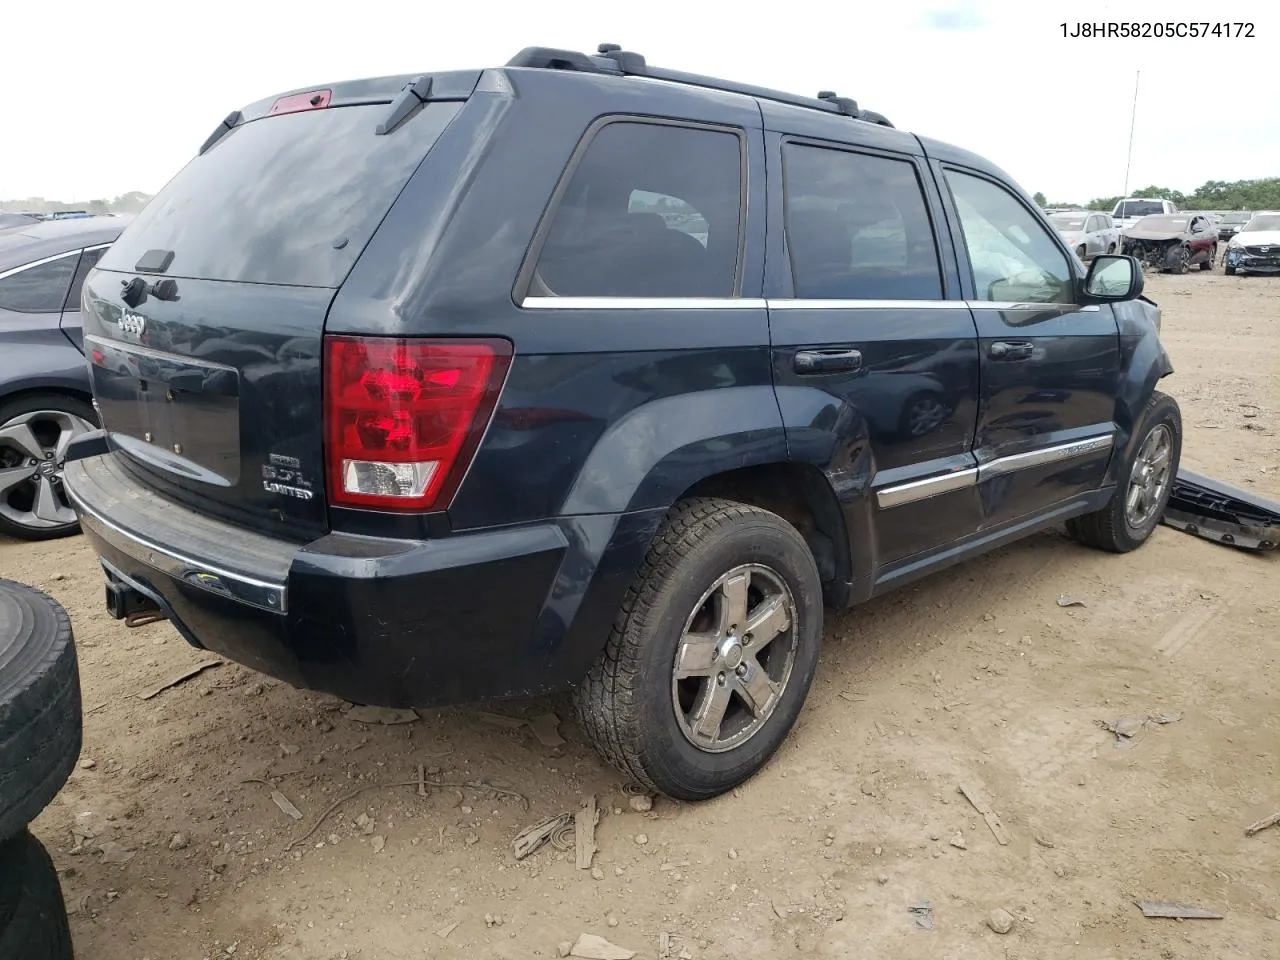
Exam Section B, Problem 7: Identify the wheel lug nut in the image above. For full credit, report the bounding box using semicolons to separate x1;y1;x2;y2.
717;673;726;686
735;664;747;677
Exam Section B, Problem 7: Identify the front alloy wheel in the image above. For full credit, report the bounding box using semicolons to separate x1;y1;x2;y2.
1124;423;1173;530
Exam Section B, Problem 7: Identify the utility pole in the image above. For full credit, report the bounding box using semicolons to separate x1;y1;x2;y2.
1122;70;1140;198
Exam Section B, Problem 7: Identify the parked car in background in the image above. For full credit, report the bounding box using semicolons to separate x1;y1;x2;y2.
1049;211;1120;260
1112;197;1178;231
1224;211;1280;275
1217;211;1254;242
1121;214;1217;273
0;214;43;231
0;216;130;540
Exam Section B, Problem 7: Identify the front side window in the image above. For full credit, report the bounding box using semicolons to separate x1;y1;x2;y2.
782;144;942;300
0;254;78;314
530;121;743;298
946;171;1074;304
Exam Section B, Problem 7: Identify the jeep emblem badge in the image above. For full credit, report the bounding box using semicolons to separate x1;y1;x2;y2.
120;311;147;337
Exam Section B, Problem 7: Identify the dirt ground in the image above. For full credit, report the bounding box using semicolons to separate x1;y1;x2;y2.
3;269;1278;960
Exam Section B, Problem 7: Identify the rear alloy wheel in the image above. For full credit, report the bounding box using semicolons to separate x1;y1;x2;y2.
671;564;798;753
575;498;823;800
0;396;96;541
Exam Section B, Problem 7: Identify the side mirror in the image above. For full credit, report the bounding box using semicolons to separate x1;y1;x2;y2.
1083;254;1143;302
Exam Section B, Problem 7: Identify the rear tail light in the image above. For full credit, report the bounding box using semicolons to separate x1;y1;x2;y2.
324;336;512;512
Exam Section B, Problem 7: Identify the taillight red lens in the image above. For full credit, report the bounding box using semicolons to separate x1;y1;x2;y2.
324;336;511;512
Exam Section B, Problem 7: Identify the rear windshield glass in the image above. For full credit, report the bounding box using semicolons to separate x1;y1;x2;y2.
1114;200;1164;217
98;102;462;288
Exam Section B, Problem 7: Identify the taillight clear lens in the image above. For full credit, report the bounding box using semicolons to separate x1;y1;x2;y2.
324;336;511;511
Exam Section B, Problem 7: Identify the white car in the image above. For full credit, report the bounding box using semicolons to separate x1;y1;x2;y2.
1049;211;1120;261
1112;197;1178;232
1224;211;1280;276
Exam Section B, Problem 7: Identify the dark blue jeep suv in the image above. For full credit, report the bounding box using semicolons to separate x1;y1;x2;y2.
65;45;1180;799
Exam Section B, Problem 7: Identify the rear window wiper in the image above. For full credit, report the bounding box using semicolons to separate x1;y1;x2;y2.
375;76;432;136
198;111;243;155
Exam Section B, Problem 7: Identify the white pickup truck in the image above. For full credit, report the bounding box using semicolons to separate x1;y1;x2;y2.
1112;197;1178;232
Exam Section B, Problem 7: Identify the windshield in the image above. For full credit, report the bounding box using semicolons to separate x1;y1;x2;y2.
1051;216;1086;230
1114;200;1165;218
1244;214;1280;232
98;102;462;288
1223;212;1252;224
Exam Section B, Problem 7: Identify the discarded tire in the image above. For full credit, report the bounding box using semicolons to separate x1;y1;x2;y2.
0;830;75;960
0;580;82;841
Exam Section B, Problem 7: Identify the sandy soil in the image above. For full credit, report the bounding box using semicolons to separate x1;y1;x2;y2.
2;270;1278;960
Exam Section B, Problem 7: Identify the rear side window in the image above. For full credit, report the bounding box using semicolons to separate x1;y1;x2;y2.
530;121;743;298
64;247;105;311
98;102;462;288
782;144;943;300
0;254;78;313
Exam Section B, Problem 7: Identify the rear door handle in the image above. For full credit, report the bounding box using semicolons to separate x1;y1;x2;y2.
989;341;1034;361
794;348;863;374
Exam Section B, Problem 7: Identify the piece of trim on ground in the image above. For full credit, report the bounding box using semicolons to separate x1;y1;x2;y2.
1161;469;1280;552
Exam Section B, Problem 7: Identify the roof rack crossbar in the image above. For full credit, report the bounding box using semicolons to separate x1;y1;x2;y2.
507;44;893;128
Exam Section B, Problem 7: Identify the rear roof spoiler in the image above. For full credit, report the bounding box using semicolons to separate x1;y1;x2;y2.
197;70;483;155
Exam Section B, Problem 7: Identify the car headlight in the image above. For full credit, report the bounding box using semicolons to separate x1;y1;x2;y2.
1229;239;1242;249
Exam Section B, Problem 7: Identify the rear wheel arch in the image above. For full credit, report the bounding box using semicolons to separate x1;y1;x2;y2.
682;461;850;604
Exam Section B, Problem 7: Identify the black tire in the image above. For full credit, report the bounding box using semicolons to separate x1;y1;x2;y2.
1225;265;1236;276
0;581;81;840
0;393;97;542
1067;391;1182;554
574;498;823;800
0;831;75;959
1106;243;1116;254
1199;257;1213;271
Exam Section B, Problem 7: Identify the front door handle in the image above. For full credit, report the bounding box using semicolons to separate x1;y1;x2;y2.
989;341;1034;361
794;348;863;374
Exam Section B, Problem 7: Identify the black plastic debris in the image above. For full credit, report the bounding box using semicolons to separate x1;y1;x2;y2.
1161;469;1280;552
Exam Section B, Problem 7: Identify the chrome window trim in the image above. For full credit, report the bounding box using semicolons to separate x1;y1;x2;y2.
877;431;1115;509
0;247;83;282
522;296;768;310
66;485;288;615
520;296;1100;312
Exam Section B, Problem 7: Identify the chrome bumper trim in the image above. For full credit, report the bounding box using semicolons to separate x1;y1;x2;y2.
66;485;288;615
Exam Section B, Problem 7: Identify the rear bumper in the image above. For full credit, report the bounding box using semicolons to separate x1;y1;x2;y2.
64;453;620;708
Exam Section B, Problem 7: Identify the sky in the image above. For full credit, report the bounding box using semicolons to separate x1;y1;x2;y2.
2;0;1276;204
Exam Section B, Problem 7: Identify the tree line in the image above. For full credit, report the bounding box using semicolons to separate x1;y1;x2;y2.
1033;178;1280;212
0;192;153;216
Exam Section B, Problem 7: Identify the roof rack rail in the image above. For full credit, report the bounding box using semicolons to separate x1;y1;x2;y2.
504;44;894;128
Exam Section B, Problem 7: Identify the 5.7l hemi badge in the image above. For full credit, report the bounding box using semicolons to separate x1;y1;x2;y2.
262;453;314;501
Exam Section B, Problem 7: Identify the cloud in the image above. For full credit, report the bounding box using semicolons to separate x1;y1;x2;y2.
921;3;987;30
